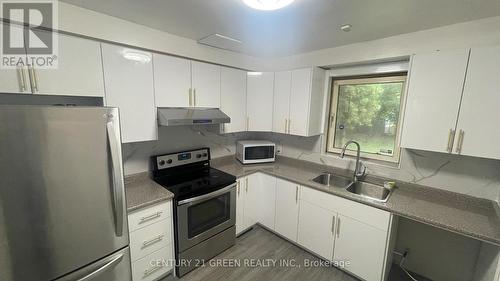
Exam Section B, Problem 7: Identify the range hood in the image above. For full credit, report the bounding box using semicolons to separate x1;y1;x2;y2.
157;107;230;126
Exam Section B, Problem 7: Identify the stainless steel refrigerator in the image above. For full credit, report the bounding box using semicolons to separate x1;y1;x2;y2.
0;106;131;281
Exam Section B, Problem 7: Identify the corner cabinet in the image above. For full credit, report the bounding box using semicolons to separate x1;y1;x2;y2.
220;67;247;133
246;72;274;132
273;67;326;136
402;46;500;160
101;44;157;143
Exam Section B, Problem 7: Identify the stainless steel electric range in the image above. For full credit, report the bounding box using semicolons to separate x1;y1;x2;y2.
152;148;237;277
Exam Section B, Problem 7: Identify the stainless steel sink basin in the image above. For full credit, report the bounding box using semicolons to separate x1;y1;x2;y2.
311;173;352;188
346;181;393;203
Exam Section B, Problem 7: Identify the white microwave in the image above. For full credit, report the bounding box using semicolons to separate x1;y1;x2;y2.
236;140;276;164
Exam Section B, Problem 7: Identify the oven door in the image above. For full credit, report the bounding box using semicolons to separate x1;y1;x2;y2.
176;184;236;252
243;145;275;164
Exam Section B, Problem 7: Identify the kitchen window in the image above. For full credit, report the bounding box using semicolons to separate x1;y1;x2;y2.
327;75;407;163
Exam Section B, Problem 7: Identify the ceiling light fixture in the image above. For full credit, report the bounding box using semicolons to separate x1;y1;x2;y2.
242;0;295;11
247;72;263;76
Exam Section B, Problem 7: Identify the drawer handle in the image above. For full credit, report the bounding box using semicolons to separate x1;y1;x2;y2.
139;211;163;223
144;264;162;277
142;235;164;248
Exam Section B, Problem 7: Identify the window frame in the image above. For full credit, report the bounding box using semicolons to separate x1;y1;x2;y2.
326;75;408;163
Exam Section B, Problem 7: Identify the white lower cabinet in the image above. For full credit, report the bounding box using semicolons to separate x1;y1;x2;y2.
297;200;336;260
128;201;174;281
275;178;300;242
235;172;395;281
333;214;388;281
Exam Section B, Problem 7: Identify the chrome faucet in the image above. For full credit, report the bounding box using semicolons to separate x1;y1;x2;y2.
340;140;367;183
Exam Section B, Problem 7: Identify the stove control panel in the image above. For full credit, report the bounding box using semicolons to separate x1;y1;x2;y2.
155;148;210;170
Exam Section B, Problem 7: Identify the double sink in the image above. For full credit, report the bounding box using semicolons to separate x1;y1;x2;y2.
311;173;393;203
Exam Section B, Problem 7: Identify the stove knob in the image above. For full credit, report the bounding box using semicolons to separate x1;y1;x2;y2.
159;160;166;166
202;153;208;157
196;154;202;158
166;159;173;164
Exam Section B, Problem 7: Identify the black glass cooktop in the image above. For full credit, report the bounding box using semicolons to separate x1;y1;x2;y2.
153;167;236;202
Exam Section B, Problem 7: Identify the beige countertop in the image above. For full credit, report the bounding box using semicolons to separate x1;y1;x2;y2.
211;155;500;245
124;172;174;212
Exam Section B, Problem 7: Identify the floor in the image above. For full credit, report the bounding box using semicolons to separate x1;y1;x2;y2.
163;225;429;281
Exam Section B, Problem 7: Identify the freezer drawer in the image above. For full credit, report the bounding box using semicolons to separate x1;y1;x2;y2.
56;247;132;281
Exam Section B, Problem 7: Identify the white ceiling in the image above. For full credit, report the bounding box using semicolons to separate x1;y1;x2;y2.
60;0;500;57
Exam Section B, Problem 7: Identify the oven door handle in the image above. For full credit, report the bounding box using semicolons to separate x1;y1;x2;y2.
177;183;236;206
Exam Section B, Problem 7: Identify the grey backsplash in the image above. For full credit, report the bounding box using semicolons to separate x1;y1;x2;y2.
123;127;500;201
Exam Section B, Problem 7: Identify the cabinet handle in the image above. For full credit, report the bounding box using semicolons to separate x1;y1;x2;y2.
245;178;248;193
284;119;288;133
456;130;465;154
295;186;299;203
142;234;164;248
331;216;335;234
446;129;455;153
28;66;37;92
193;89;197;107
237;180;240;196
189;88;192;106
144;264;162;277
288;119;291;133
17;66;26;91
32;66;39;92
139;211;163;223
336;217;341;238
246;117;249;131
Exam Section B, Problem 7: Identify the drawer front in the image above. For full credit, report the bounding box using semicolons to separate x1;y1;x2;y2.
130;219;172;262
128;201;172;232
132;245;173;281
301;186;391;231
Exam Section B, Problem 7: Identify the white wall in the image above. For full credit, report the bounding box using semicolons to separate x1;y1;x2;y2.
57;3;266;71
265;16;500;70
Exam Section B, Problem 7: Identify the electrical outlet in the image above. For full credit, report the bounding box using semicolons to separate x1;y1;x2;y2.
276;143;283;154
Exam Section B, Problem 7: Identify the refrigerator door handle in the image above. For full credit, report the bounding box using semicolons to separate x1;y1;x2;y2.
107;121;125;237
75;253;124;281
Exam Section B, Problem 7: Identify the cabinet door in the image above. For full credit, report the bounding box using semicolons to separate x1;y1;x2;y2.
0;23;30;94
153;54;191;107
257;173;277;230
401;49;469;153
221;67;247;133
289;68;312;136
275;178;300;242
243;175;258;228
333;215;387;281
246;72;274;131
297;200;336;260
455;46;500;160
191;61;220;108
273;71;291;134
34;32;105;97
101;44;157;143
236;178;246;235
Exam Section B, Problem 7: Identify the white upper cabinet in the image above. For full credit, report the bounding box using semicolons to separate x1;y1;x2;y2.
275;178;300;242
101;44;157;143
34;32;104;97
401;49;469;154
273;71;292;134
246;72;274;131
153;54;191;107
455;46;500;160
191;61;220;108
0;23;30;94
220;67;247;133
271;67;326;136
